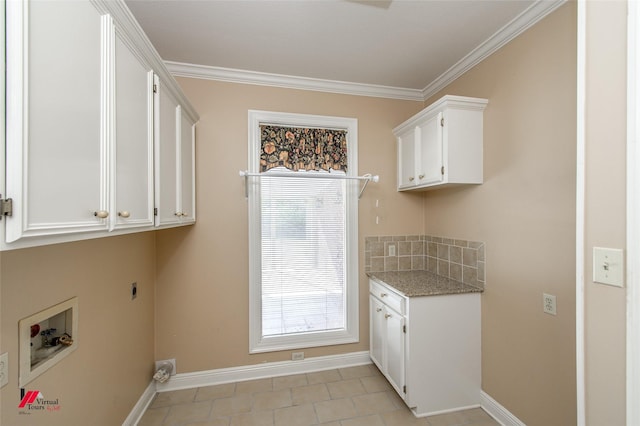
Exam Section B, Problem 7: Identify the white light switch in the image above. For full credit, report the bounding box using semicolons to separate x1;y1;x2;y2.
593;247;624;287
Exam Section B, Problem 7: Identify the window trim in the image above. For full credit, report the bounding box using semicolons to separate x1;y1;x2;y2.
248;110;359;354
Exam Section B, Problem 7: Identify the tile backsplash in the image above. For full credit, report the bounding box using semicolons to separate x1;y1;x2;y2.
364;235;485;289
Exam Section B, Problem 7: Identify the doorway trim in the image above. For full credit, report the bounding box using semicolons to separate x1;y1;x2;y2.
575;1;586;425
627;1;640;425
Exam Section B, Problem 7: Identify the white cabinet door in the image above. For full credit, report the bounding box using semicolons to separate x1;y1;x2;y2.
178;107;196;223
155;80;180;227
384;306;405;396
155;85;197;227
396;128;416;190
370;286;406;400
369;296;385;371
416;112;443;186
112;31;154;230
5;0;107;242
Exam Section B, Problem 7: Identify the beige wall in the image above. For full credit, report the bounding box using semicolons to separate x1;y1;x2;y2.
154;81;424;371
584;1;627;425
421;4;577;425
0;233;156;425
0;2;631;424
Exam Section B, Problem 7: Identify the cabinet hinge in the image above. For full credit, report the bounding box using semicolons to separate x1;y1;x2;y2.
0;196;13;220
440;117;444;127
403;385;406;393
403;325;406;333
153;84;158;94
153;207;158;216
441;166;445;175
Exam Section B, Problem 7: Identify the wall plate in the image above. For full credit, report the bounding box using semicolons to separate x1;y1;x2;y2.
593;247;624;287
18;297;79;387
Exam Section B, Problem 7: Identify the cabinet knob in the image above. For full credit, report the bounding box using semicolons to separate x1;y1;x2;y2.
376;308;382;312
408;177;414;182
418;174;425;179
94;210;109;219
380;293;387;298
118;211;131;218
175;212;183;217
384;313;392;319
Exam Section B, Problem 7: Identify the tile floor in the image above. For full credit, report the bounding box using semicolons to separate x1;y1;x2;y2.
138;364;500;426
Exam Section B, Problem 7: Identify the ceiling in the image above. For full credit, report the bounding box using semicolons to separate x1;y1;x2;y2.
125;0;561;99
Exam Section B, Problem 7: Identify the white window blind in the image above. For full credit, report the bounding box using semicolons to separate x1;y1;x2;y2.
261;168;346;337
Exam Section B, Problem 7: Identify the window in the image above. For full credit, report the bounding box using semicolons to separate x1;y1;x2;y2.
248;110;359;353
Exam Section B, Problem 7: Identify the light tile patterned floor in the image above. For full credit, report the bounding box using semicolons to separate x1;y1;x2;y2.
138;365;500;426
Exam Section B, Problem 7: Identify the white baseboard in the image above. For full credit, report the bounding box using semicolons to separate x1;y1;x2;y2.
122;381;156;426
481;391;526;426
155;350;372;392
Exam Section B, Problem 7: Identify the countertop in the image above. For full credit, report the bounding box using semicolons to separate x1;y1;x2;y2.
366;270;483;297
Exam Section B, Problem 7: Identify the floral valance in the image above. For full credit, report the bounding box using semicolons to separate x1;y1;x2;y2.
260;125;348;173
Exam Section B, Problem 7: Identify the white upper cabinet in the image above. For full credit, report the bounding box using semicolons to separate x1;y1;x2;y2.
112;27;155;231
5;1;107;242
155;84;197;227
396;128;417;189
155;81;180;227
393;95;487;191
3;0;199;250
178;107;196;224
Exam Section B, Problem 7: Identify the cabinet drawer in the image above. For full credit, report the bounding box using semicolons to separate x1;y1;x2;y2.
369;280;405;315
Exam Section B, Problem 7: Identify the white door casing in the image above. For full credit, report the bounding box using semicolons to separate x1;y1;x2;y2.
627;1;640;424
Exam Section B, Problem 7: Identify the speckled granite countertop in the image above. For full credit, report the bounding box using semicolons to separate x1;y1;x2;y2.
367;270;483;297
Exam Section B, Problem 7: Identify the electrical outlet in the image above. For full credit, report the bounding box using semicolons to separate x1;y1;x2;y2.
131;282;137;300
388;244;396;257
291;352;304;361
543;293;557;315
0;352;8;388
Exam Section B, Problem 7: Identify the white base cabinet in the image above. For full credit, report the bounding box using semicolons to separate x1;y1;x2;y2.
393;95;487;191
2;0;199;250
369;279;481;417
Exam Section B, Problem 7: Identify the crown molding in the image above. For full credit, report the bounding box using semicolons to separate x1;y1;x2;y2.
165;61;425;101
421;0;566;100
94;0;199;121
166;0;566;102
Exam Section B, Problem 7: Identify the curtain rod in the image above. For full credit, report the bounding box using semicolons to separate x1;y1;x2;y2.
239;170;378;181
238;170;379;199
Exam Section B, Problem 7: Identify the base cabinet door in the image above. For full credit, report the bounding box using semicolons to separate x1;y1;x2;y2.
384;306;405;396
369;296;385;370
369;284;406;399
